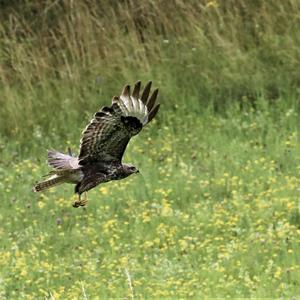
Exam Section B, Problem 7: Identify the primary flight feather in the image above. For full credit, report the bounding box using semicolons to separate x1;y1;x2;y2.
33;81;160;207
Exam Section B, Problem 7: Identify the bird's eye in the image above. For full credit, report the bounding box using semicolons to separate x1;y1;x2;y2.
130;167;137;172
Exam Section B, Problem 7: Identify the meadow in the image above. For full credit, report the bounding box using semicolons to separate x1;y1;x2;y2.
0;0;300;298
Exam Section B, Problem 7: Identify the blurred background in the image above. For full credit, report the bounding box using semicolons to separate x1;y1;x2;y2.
0;0;299;145
0;1;300;298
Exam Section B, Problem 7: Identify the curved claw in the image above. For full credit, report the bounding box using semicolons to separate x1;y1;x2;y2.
72;200;88;208
72;193;88;208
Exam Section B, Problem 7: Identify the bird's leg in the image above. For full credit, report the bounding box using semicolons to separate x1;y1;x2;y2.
81;192;88;206
72;194;81;208
72;193;88;208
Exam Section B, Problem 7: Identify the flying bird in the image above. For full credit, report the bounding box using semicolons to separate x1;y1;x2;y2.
33;81;160;207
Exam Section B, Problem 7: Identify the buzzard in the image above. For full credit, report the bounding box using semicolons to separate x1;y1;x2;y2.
33;81;159;207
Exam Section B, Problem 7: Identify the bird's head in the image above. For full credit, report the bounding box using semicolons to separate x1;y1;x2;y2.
123;163;140;176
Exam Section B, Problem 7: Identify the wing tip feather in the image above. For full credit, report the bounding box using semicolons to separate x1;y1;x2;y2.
132;80;141;99
122;85;130;97
141;81;152;103
148;103;160;123
119;81;160;124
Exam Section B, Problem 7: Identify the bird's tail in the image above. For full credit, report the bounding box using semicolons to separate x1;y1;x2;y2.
47;148;78;170
33;175;66;192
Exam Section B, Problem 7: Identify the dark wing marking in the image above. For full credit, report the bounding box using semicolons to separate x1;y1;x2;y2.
78;81;160;165
75;173;108;194
78;104;129;164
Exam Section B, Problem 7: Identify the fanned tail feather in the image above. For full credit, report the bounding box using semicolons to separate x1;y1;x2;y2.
47;149;79;170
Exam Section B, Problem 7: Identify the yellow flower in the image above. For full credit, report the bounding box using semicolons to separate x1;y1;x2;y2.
161;206;173;217
99;186;109;195
178;239;188;251
119;256;128;267
274;267;282;279
206;1;218;8
38;201;46;209
20;268;28;277
143;241;154;248
161;199;173;217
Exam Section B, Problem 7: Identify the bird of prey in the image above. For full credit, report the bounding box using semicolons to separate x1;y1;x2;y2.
33;81;160;207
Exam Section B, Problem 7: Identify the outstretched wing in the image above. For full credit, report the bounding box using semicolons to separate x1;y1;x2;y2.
78;81;160;165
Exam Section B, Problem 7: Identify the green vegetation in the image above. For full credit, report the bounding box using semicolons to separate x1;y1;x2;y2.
0;0;300;298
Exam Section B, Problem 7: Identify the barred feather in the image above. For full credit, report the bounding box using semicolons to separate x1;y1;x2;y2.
33;81;160;199
33;176;66;192
78;81;160;165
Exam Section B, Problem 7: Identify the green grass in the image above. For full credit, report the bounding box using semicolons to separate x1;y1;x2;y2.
1;98;300;298
1;0;300;298
0;0;300;142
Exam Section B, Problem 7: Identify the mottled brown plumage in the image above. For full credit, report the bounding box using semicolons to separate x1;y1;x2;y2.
33;81;160;207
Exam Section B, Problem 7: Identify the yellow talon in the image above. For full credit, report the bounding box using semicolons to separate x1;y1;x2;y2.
80;199;88;206
72;193;88;208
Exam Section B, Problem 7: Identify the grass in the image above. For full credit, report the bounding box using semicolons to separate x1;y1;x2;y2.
0;0;300;142
0;0;300;298
1;98;300;298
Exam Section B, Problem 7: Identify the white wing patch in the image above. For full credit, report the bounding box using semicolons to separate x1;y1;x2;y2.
119;89;148;125
113;81;159;126
78;81;160;165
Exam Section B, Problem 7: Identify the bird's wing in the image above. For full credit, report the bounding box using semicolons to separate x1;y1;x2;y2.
75;173;108;194
78;81;160;165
